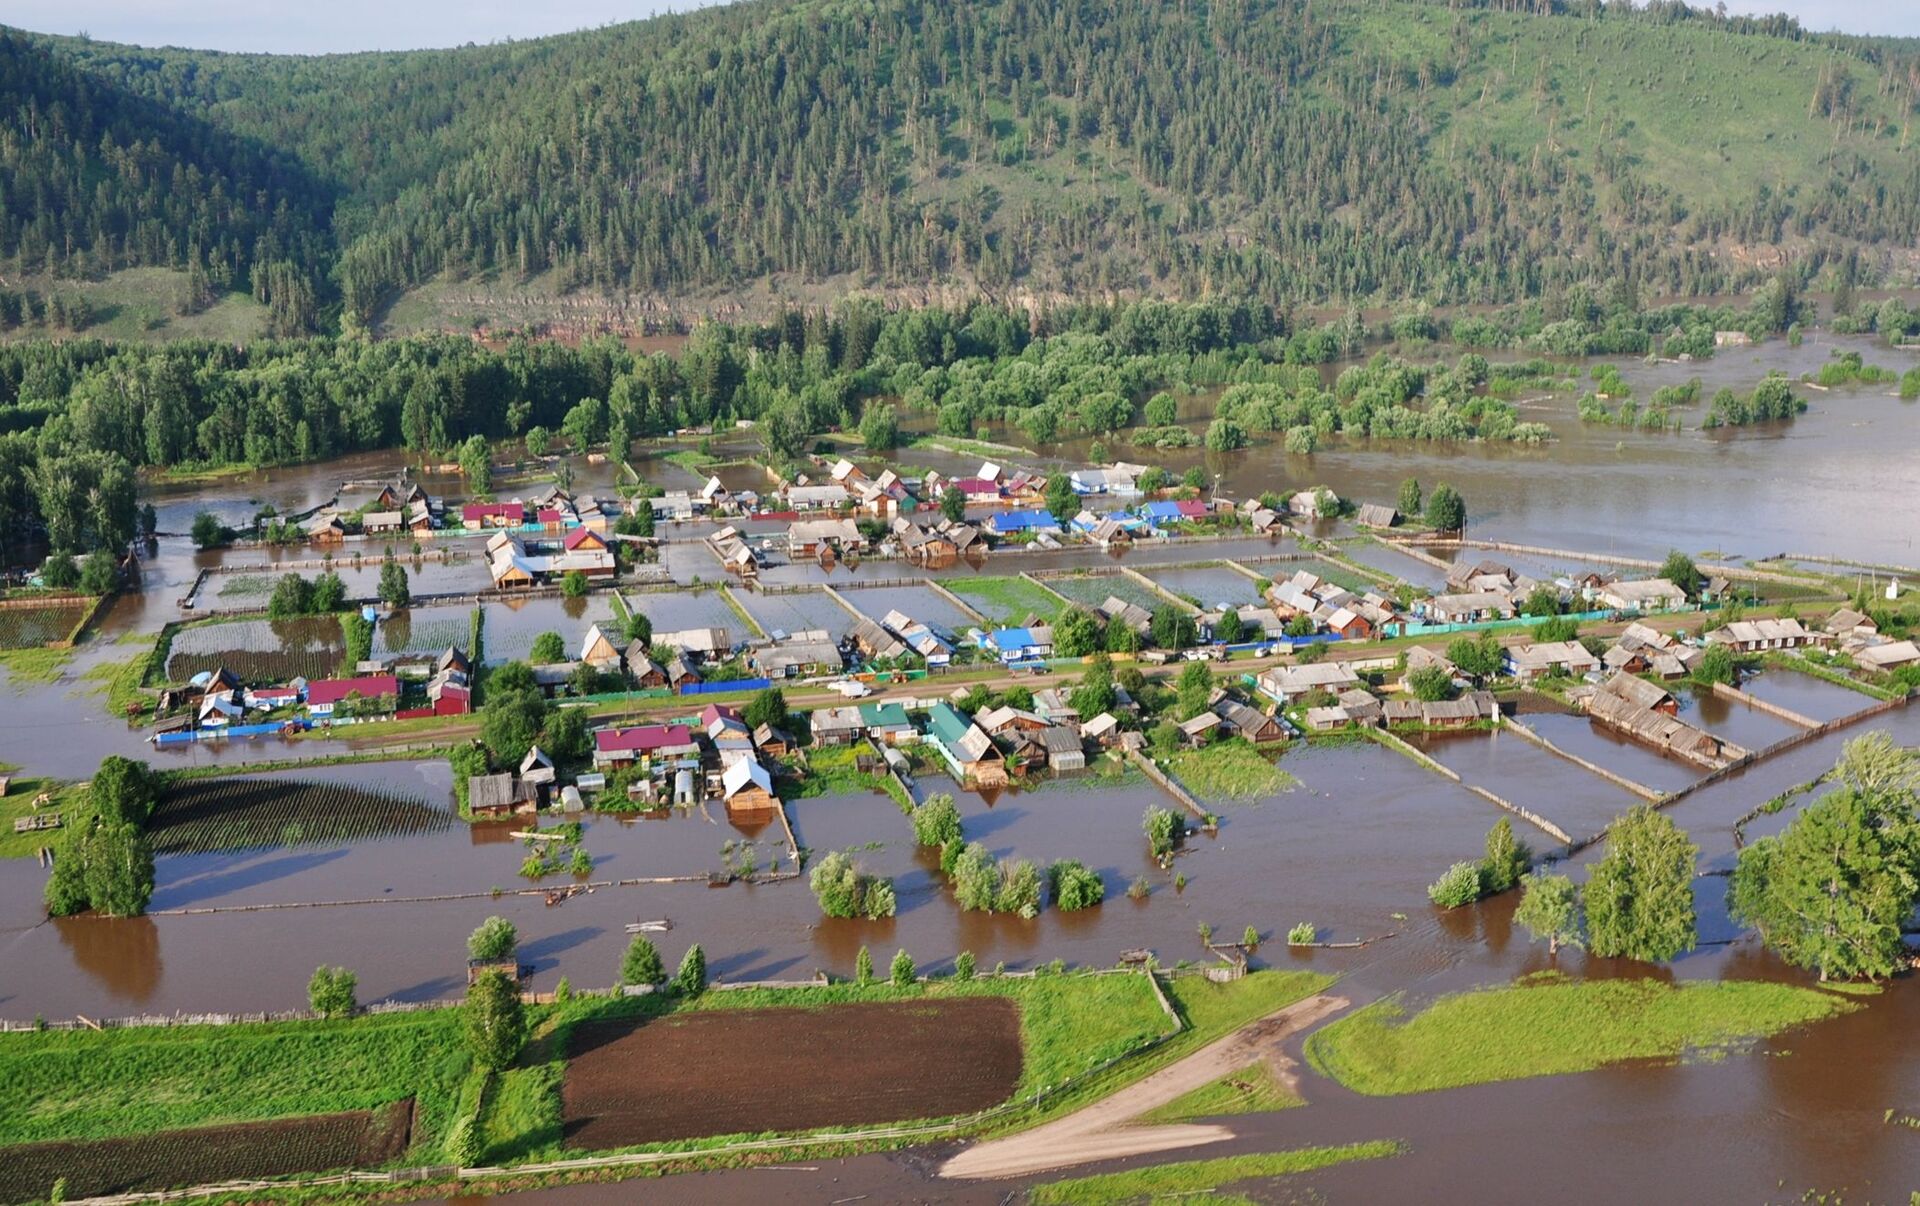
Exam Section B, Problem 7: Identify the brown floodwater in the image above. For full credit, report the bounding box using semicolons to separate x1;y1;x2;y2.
1410;729;1648;842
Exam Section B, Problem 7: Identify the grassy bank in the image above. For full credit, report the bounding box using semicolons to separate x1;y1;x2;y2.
0;1011;470;1153
1165;743;1297;803
1306;973;1855;1096
1028;1141;1404;1205
0;773;92;859
1138;1061;1301;1123
0;646;73;685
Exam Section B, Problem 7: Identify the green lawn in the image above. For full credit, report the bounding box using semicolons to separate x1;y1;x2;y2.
0;775;93;859
1028;1141;1404;1205
0;1011;471;1154
1165;742;1297;804
1306;974;1856;1096
947;576;1064;625
1137;1060;1301;1123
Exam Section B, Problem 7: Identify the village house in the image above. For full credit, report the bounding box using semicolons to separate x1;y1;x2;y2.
518;746;556;791
463;501;527;530
362;510;404;535
988;510;1060;538
1598;578;1690;613
808;705;866;746
665;655;700;692
656;627;731;659
1177;710;1224;746
1097;596;1155;636
1855;640;1920;672
1257;661;1361;704
787;518;867;558
1504;641;1602;682
1582;675;1741;768
1603;622;1700;679
1033;687;1080;729
750;630;844;678
578;624;621;668
1322;607;1373;641
978;705;1050;739
1824;608;1877;640
924;702;1007;787
1080;712;1122;747
1355;503;1401;529
857;701;916;745
1088;516;1135;549
592;724;700;769
980;625;1054;663
1337;688;1384;727
881;609;953;666
786;483;853;511
752;724;793;758
1212;698;1288;745
1593;670;1679;716
894;521;958;564
1384;691;1499;729
625;645;668;689
305;673;399;719
306;512;346;544
1021;725;1087;773
849;616;909;662
1423;591;1518;624
948;477;1005;505
468;773;537;818
720;758;780;820
1709;618;1824;652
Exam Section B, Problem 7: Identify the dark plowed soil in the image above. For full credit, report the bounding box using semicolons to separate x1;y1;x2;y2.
562;998;1022;1148
0;1099;412;1204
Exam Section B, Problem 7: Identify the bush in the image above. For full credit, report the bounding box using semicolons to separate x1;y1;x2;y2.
809;850;898;919
674;943;708;995
467;916;518;961
529;631;566;664
1287;922;1316;945
909;793;962;847
561;570;588;598
464;971;526;1071
308;966;357;1018
855;946;874;986
1143;806;1182;859
1428;861;1486;908
890;948;916;986
190;511;227;549
620;935;665;986
1047;860;1107;911
1480;818;1531;894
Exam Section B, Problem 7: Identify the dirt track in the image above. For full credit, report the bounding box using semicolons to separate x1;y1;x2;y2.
939;992;1350;1181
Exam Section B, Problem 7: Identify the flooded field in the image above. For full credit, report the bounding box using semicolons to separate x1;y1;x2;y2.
483;595;624;665
1142;566;1263;608
621;588;741;636
1682;685;1806;753
1737;668;1881;724
1336;542;1448;590
835;584;976;636
164;616;346;683
375;605;474;658
1042;572;1163;613
1412;729;1647;840
1519;713;1702;796
739;589;856;640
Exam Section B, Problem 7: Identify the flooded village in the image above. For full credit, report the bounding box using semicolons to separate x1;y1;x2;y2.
3;326;1920;1205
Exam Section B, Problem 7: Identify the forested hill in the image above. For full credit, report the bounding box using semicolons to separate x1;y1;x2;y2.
5;0;1920;334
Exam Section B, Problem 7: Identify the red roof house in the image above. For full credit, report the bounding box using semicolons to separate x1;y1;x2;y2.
564;526;609;552
305;674;399;716
592;724;699;766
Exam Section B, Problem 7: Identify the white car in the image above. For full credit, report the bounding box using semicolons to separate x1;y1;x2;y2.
827;679;872;698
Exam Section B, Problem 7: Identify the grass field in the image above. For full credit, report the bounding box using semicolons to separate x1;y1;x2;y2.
0;773;92;859
0;268;267;344
0;1011;470;1153
1138;1061;1301;1123
1305;973;1856;1096
1028;1141;1404;1205
1166;743;1298;804
947;576;1063;625
0;646;73;685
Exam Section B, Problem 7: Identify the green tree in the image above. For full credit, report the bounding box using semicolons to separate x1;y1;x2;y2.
1427;860;1484;908
1425;483;1466;532
809;850;897;919
1070;652;1118;717
1143;807;1182;859
459;434;492;494
1150;605;1196;650
1480;818;1531;893
191;511;226;549
1207;417;1249;452
953;950;976;981
1586;805;1698;962
1104;615;1141;654
1406;664;1454;702
620;935;666;987
311;571;347;612
1053;606;1101;657
630;502;656;537
89;756;157;828
624;610;653;648
378;558;411;607
1658;550;1702;599
1045;474;1079;524
1211;607;1244;645
1445;631;1504;682
46;821;154;917
464;971;527;1072
467;915;519;961
561;570;588;598
1144;393;1178;426
910;793;963;848
41;554;79;590
1047;860;1106;910
1175;659;1214;721
855;945;874;986
1398;477;1423;517
940;486;966;524
890;948;916;986
308;966;358;1018
1513;873;1584;956
78;550;118;595
743;687;790;731
268;573;314;619
529;631;566;664
673;943;708;994
859;404;900;451
1730;788;1915;982
525;425;552;457
1695;643;1737;686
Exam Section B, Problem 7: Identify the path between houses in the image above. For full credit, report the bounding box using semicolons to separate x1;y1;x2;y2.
938;992;1351;1181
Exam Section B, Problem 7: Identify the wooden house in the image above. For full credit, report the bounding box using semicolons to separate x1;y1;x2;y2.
721;758;780;820
1212;699;1287;745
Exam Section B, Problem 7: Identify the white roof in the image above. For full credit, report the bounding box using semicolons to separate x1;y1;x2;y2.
722;758;775;798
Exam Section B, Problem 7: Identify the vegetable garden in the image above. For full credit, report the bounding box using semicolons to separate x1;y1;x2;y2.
0;601;92;650
163;617;346;684
150;776;449;853
377;605;472;658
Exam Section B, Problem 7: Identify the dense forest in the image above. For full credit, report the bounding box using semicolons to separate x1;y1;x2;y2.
4;0;1920;334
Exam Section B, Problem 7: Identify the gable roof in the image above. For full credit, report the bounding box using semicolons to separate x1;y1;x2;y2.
306;674;399;705
594;724;695;753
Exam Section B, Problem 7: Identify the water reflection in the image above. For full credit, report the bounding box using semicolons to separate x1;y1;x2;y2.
55;915;162;1005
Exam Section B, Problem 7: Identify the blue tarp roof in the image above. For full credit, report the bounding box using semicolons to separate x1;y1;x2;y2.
989;627;1038;651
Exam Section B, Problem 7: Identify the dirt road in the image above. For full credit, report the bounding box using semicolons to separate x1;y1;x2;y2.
938;992;1350;1181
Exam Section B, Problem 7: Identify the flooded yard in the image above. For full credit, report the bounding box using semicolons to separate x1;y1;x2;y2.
483;595;624;665
1682;686;1806;754
835;584;976;637
1143;566;1265;608
1413;729;1647;841
623;589;742;636
739;590;857;640
1519;713;1702;796
1736;669;1881;724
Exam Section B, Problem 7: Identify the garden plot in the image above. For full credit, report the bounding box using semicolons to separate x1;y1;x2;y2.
1680;687;1804;755
1737;670;1878;724
1414;729;1648;840
376;604;473;658
164;617;345;684
943;576;1063;625
150;776;450;854
625;588;743;636
741;589;856;641
837;584;976;637
1521;713;1700;796
1337;543;1447;590
0;601;89;649
1044;573;1164;613
561;999;1020;1147
1145;566;1264;609
484;595;624;665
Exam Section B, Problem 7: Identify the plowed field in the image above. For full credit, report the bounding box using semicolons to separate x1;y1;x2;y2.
562;998;1022;1148
0;1100;411;1203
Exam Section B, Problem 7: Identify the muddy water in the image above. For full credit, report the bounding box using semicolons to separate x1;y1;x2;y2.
832;584;976;637
1337;541;1449;590
622;589;742;636
1412;729;1647;841
483;595;623;665
1682;685;1805;753
1737;669;1883;724
739;590;857;641
1518;713;1701;796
